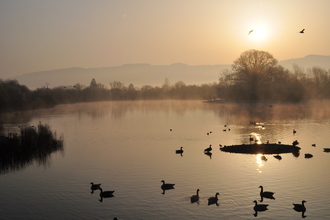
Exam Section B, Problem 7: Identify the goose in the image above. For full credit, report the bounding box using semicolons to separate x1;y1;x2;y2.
293;200;306;211
99;187;115;198
299;29;305;34
253;200;268;211
175;147;183;154
311;144;316;147
248;30;253;35
204;145;212;152
90;182;101;190
190;189;200;203
323;148;330;152
208;192;220;205
259;186;275;199
161;180;175;190
293;129;297;134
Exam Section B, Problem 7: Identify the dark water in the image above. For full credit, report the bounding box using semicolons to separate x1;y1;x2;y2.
1;100;330;220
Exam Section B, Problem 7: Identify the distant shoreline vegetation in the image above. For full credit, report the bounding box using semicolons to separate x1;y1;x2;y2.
0;122;64;174
1;50;330;113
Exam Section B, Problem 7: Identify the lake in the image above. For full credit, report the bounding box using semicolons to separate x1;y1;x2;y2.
1;100;330;220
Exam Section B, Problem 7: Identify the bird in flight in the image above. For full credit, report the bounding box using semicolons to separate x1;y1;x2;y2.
248;30;253;35
299;29;305;33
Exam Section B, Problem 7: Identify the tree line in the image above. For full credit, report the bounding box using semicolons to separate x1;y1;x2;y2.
1;49;330;113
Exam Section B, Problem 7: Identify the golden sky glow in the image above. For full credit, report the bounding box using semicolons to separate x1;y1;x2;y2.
1;0;329;79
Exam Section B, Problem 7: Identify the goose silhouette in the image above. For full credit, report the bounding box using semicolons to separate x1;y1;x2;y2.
175;147;183;154
293;200;306;211
259;186;275;200
204;145;212;152
99;187;115;197
90;182;101;190
253;200;268;211
208;192;220;205
299;29;305;33
161;180;175;190
190;189;200;203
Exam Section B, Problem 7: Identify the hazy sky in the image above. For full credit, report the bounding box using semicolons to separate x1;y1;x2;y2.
1;0;330;79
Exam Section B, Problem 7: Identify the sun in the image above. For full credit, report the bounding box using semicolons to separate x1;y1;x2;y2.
250;27;266;40
247;25;269;45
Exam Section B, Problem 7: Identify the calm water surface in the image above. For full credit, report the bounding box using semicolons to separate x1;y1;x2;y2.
1;100;330;220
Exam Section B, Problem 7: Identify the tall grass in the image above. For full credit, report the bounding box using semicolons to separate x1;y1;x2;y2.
0;122;64;174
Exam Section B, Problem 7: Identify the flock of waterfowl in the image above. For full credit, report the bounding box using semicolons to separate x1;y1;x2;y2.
90;182;115;202
90;124;323;219
161;181;307;217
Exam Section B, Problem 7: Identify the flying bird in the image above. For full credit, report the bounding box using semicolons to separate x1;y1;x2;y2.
248;30;253;35
299;29;305;33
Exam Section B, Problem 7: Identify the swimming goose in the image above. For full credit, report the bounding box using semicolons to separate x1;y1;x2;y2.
253;200;268;211
161;180;175;190
293;200;306;211
190;189;200;203
99;187;115;197
176;147;183;154
204;145;212;152
208;192;220;205
259;186;275;199
90;182;101;190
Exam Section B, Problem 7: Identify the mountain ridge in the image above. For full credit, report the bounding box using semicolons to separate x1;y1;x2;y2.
7;54;330;90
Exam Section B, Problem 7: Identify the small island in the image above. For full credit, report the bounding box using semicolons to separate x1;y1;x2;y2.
220;143;301;155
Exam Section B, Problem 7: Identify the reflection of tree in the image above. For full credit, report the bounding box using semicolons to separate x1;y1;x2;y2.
0;123;64;174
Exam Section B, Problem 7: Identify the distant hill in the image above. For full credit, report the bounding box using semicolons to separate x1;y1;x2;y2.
8;54;330;90
9;63;231;90
279;54;330;70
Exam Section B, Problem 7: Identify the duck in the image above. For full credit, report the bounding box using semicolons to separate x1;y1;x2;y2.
161;180;175;190
293;200;306;211
175;147;183;154
293;129;297;134
90;182;101;190
190;189;200;203
259;186;275;199
204;144;212;152
253;200;268;211
208;192;220;205
99;187;115;198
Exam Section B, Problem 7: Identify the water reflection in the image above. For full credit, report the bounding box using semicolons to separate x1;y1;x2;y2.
204;151;212;159
256;154;265;173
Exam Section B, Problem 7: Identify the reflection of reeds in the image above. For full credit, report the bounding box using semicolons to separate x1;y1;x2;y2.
0;122;64;174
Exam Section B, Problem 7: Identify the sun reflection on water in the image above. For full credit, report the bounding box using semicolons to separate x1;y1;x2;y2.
256;154;266;173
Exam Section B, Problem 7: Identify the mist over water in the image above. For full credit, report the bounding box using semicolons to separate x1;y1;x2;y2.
1;100;330;219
